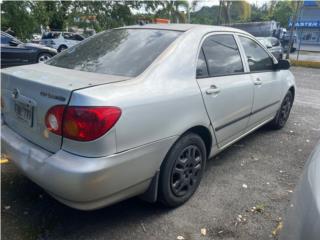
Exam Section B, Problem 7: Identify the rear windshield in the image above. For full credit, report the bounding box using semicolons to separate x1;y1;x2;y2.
46;29;182;77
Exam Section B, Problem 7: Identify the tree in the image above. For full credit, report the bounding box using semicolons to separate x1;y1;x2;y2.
191;6;219;25
271;1;296;27
250;3;270;22
217;0;251;25
1;1;35;40
30;1;72;31
154;0;188;23
217;0;232;24
232;1;251;22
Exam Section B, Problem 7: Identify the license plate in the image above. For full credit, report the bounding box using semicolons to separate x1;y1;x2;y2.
14;101;33;126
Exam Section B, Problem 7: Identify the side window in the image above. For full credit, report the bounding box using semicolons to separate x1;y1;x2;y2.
62;33;73;40
196;48;209;78
201;34;244;77
239;36;274;72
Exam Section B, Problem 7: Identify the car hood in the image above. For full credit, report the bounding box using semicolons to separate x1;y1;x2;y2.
23;43;57;53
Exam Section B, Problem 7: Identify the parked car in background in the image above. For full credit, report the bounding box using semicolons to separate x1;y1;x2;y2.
280;141;320;240
1;31;57;68
281;32;297;53
40;31;84;52
30;33;42;44
257;37;284;60
1;24;295;210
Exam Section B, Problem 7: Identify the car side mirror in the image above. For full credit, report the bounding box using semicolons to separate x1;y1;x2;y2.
276;59;290;70
9;40;19;46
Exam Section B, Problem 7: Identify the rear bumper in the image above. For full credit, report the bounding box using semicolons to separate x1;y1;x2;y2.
1;125;177;210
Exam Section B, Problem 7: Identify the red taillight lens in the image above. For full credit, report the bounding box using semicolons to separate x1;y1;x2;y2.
45;106;121;141
45;105;65;135
63;106;121;141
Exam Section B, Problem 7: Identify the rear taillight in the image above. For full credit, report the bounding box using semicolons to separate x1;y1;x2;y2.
45;105;65;135
45;106;121;141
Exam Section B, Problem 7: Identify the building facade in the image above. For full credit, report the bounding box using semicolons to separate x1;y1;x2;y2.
290;1;320;51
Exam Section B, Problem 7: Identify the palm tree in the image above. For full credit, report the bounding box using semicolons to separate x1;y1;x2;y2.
156;0;189;23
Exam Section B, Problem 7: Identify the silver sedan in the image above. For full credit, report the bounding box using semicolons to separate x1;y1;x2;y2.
1;24;295;210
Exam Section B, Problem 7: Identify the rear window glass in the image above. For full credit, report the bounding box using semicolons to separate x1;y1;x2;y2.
46;29;181;77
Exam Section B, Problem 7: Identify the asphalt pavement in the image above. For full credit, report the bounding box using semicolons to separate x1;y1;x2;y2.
1;67;320;240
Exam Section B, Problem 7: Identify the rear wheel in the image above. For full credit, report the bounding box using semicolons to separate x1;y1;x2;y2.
58;45;67;52
158;133;206;207
37;53;52;63
268;91;293;129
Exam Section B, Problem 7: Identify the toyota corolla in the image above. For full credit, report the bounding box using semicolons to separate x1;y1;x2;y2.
1;24;295;210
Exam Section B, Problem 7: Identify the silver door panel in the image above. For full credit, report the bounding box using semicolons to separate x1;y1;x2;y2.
197;74;254;146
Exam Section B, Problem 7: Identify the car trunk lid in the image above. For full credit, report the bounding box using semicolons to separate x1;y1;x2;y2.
1;63;130;152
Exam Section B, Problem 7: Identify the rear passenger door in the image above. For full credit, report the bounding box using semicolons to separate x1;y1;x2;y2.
238;35;282;127
196;33;254;147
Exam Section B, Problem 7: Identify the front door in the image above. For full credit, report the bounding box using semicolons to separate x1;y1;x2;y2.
196;33;254;147
238;35;282;127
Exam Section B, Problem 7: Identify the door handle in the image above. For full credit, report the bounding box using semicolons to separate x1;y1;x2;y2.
253;77;262;85
206;85;220;95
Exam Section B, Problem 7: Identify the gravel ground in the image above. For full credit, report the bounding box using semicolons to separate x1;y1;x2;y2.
1;67;320;240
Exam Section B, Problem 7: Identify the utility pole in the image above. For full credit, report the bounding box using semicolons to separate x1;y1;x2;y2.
286;1;302;59
217;0;222;25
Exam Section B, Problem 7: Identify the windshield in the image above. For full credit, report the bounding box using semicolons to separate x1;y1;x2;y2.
46;29;182;77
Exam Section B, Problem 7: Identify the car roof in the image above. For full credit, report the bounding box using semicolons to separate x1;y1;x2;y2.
121;24;250;35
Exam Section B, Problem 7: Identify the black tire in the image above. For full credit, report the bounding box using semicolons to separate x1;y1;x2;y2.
37;53;52;63
158;133;207;207
58;45;67;52
268;91;293;129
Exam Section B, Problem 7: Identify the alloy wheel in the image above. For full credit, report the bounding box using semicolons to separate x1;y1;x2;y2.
279;94;292;126
171;145;203;197
38;54;52;63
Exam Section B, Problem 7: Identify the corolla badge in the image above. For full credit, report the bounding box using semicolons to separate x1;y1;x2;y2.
11;88;20;99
